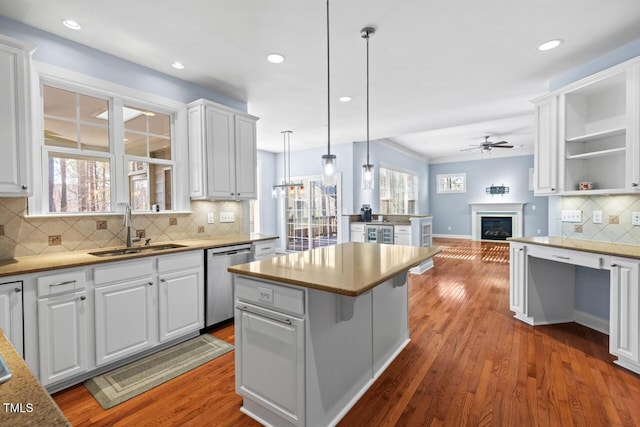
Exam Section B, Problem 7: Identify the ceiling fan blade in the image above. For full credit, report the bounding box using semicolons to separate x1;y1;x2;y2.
490;141;509;146
491;145;514;148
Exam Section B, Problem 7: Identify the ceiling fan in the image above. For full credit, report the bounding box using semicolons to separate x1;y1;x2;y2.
461;136;514;152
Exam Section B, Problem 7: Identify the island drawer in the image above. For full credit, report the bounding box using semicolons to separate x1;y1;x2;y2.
235;276;304;316
527;245;604;269
37;269;86;297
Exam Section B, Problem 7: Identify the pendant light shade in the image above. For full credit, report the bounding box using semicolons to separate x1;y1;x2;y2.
272;130;304;198
321;0;337;186
361;26;375;190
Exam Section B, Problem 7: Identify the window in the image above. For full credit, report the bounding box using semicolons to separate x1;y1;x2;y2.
284;176;340;251
436;173;466;194
40;81;177;214
379;167;418;214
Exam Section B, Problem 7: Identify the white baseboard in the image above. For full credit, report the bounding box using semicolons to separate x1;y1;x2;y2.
574;310;609;335
432;234;472;240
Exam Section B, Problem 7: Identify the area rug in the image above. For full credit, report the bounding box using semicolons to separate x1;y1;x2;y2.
84;334;233;409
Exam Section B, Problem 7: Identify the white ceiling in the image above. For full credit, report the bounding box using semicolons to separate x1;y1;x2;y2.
2;0;640;162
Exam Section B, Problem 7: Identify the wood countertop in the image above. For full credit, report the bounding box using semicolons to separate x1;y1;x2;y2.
0;234;277;278
508;236;640;260
0;331;69;426
228;242;441;296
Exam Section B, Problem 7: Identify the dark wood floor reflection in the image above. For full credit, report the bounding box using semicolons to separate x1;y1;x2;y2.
54;238;640;426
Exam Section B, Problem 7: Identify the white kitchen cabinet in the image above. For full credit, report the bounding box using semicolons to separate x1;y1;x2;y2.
509;242;527;318
532;95;559;195
610;257;640;372
533;57;640;195
158;251;204;342
188;99;258;200
94;259;156;366
94;276;156;366
350;223;365;242
0;280;23;356
252;238;277;261
0;34;34;197
36;269;89;386
394;225;411;246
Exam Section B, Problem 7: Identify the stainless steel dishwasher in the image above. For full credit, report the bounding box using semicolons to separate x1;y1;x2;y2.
206;244;252;327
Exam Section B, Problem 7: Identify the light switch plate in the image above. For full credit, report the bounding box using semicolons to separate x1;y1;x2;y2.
632;212;640;226
207;212;214;224
593;210;602;224
561;210;582;223
219;212;235;223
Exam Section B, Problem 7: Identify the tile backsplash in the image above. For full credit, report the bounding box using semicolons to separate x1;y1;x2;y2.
0;198;244;259
557;195;640;244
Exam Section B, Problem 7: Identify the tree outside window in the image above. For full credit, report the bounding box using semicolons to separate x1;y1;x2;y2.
379;167;418;214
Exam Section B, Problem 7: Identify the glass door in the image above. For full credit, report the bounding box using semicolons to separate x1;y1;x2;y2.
285;176;339;252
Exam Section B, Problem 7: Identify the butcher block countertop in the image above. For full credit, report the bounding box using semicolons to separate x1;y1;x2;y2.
0;331;69;427
0;234;276;278
228;242;441;296
508;236;640;260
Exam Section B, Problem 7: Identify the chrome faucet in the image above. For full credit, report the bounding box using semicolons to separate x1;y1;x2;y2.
123;205;141;247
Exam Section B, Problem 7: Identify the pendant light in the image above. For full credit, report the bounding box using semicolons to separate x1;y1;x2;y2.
321;0;337;185
272;130;304;198
361;27;375;190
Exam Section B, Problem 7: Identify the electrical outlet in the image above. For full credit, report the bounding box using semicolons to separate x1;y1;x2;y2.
593;210;602;224
561;210;582;223
207;212;214;224
220;212;235;223
632;212;640;226
574;224;583;233
609;215;619;224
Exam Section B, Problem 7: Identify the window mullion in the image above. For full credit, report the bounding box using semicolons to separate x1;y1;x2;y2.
111;98;126;209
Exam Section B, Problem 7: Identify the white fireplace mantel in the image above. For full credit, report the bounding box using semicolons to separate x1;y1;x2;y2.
470;202;525;241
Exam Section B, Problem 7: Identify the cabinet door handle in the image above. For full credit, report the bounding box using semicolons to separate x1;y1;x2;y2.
551;187;556;191
148;282;154;286
21;185;28;190
552;255;571;260
633;183;639;187
51;280;76;287
80;296;86;301
14;288;21;293
518;248;524;252
611;264;618;267
160;279;166;283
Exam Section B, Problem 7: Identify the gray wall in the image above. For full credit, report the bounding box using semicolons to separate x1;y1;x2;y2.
428;155;548;238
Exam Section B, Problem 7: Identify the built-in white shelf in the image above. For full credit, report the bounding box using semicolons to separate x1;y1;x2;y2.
565;147;626;160
565;126;626;143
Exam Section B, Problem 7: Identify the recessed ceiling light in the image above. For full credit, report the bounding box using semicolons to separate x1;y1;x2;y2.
171;62;185;69
267;53;285;64
62;19;81;30
339;96;352;102
538;39;563;51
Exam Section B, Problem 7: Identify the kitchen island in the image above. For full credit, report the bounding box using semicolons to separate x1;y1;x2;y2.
229;242;440;427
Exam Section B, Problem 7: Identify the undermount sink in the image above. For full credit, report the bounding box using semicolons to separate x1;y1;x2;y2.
89;243;187;257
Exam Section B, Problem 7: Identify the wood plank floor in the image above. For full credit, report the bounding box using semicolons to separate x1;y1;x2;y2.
53;238;640;426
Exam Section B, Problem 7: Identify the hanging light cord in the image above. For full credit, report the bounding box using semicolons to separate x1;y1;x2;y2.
326;0;331;157
366;30;370;165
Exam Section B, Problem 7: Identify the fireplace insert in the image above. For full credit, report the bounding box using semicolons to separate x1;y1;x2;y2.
481;216;512;240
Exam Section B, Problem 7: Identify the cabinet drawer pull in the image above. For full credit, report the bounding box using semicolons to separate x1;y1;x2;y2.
518;248;524;252
51;280;76;287
148;282;154;286
160;279;166;283
633;183;639;187
552;255;571;260
80;296;86;301
238;304;292;325
611;264;618;267
14;288;21;293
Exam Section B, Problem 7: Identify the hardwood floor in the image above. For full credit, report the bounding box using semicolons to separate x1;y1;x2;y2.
53;238;640;426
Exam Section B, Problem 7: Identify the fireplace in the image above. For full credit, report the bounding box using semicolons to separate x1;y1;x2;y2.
481;216;513;240
470;203;524;241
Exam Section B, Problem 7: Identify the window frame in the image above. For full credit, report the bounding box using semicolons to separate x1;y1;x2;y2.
436;172;467;194
29;62;189;216
379;164;419;215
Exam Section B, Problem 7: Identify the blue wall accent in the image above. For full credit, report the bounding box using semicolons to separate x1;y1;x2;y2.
550;37;640;91
429;155;548;237
575;267;610;321
0;15;246;110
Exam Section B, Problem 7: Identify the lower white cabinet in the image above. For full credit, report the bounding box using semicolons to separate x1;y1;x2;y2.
349;223;365;242
38;290;88;386
393;225;411;246
0;280;23;356
158;251;204;342
509;242;527;317
610;257;640;369
94;277;156;366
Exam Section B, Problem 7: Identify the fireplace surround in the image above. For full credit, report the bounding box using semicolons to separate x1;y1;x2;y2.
470;203;524;241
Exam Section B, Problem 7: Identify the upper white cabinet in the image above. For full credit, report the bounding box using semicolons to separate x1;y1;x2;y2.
188;99;258;200
0;34;34;197
533;58;640;195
